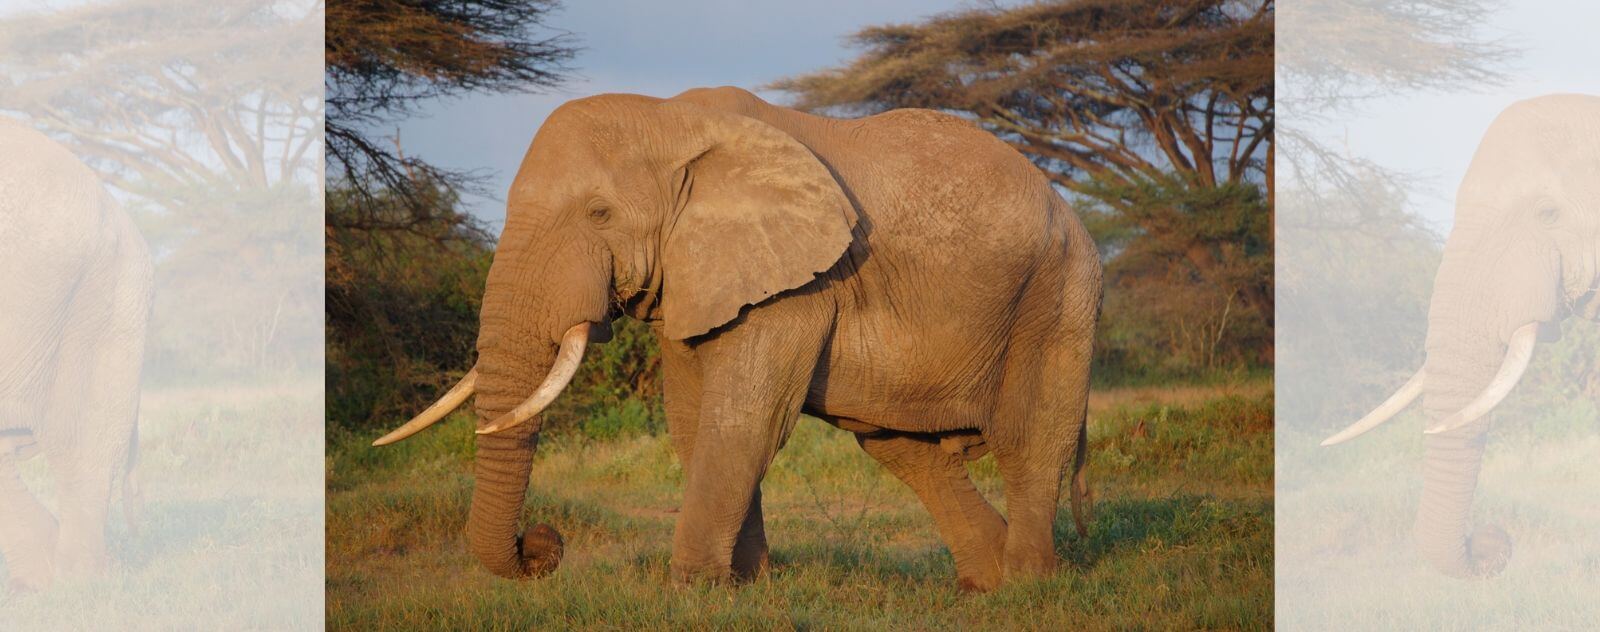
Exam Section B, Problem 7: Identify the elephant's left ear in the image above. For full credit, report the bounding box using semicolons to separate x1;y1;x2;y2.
655;101;857;341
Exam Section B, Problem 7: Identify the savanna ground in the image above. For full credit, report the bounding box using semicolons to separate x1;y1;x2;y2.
327;375;1272;630
1277;321;1600;630
0;380;324;629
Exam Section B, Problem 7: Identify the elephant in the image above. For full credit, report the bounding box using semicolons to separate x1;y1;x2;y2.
1321;94;1600;578
0;117;152;592
373;86;1103;591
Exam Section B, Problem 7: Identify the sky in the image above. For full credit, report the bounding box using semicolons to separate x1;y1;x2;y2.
1319;0;1600;233
394;0;986;227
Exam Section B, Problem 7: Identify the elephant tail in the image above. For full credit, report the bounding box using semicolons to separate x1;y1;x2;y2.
122;422;144;537
1069;419;1092;538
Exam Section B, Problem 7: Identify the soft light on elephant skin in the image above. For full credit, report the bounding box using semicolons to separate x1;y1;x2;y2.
1323;94;1600;578
1;118;152;592
377;86;1103;591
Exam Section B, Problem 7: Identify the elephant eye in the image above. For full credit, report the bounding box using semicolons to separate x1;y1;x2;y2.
1538;206;1560;225
587;205;611;224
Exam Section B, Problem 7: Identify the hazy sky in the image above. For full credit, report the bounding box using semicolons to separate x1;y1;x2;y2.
1322;0;1600;233
394;0;984;226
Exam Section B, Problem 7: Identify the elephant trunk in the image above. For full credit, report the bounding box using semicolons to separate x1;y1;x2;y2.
464;326;566;579
464;419;562;579
1412;222;1554;578
464;232;612;579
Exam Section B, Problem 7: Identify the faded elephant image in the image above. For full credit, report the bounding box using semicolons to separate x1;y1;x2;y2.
370;87;1102;592
1321;94;1600;577
0;117;151;591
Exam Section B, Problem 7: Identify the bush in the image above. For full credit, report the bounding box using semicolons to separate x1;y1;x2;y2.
326;183;664;438
1086;179;1273;384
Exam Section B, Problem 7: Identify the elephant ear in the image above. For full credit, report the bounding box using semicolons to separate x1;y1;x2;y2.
655;101;857;341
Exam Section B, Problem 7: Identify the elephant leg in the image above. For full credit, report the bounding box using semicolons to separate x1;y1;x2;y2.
857;432;1007;591
44;257;147;581
0;453;59;591
659;330;769;580
729;487;769;581
667;308;827;584
988;335;1092;580
48;454;116;580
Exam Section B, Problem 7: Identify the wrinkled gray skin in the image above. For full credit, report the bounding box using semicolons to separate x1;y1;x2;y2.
457;87;1102;591
1414;94;1600;577
0;118;151;592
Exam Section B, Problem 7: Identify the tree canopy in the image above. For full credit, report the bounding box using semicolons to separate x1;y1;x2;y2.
774;0;1274;208
324;0;576;232
777;0;1276;374
1;0;323;378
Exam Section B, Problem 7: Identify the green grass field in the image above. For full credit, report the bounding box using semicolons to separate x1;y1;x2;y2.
327;380;1273;630
1276;384;1600;630
1;380;325;629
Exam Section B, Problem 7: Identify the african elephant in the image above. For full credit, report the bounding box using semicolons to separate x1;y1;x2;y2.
0;118;151;592
1322;94;1600;578
374;86;1102;591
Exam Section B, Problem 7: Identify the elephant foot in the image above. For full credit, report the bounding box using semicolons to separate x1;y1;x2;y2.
729;549;768;584
670;557;736;586
957;572;1002;593
6;571;51;594
516;523;564;578
1464;524;1513;578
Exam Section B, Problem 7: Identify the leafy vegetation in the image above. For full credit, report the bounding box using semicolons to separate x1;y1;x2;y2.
327;386;1273;630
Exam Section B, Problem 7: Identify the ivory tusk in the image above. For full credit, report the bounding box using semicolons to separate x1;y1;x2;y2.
372;368;479;446
476;322;591;436
1321;369;1426;446
1425;322;1540;435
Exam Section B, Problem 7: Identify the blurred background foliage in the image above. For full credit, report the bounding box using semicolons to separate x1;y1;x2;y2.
325;0;1276;434
1;0;324;383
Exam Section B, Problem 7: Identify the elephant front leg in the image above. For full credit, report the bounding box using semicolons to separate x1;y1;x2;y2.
667;312;825;584
669;396;800;584
729;488;769;581
0;454;59;592
659;330;772;583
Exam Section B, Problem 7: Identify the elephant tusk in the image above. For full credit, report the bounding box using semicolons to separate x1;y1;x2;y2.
1425;322;1540;435
476;322;591;436
372;368;479;446
1320;369;1426;446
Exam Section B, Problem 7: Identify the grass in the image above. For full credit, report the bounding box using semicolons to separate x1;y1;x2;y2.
327;380;1273;630
0;379;325;629
1277;325;1600;631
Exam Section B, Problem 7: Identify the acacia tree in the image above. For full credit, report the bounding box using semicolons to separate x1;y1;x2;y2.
1276;0;1510;224
324;0;576;233
775;0;1273;206
0;0;324;376
776;0;1275;373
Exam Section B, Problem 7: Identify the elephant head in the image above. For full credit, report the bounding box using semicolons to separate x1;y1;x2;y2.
371;93;856;578
1322;94;1600;578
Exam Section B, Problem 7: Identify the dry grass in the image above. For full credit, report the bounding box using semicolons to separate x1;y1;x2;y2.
0;379;325;629
327;380;1272;630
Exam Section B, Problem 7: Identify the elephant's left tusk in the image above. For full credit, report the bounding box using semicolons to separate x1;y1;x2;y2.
1425;322;1540;435
372;368;479;446
1321;368;1426;446
476;322;591;436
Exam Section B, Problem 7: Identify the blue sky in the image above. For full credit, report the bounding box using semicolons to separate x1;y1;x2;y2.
395;0;987;226
1312;0;1600;233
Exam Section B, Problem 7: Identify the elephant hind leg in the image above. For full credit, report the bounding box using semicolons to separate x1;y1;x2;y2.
857;432;1007;592
42;253;149;581
0;453;59;591
987;335;1092;581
